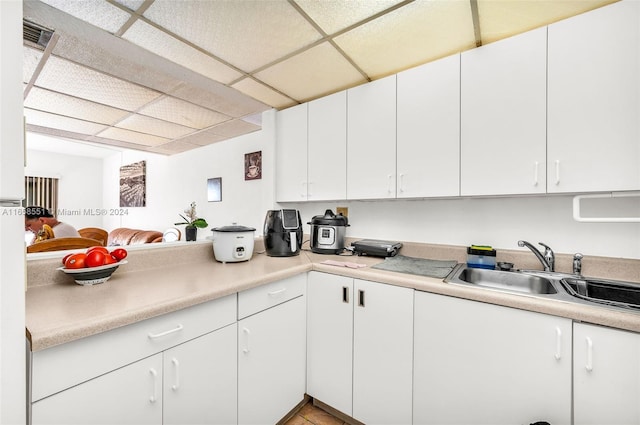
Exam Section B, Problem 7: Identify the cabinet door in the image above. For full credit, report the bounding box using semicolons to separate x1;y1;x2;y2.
163;324;237;425
397;54;460;198
347;75;397;200
306;272;354;416
414;291;571;425
276;103;308;202
32;354;163;425
574;323;640;425
461;27;547;196
352;279;413;424
548;1;640;192
308;91;347;201
238;296;306;425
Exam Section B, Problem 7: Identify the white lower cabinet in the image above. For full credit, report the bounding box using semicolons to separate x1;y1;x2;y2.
32;324;238;425
237;275;306;425
413;291;572;425
573;322;640;425
306;272;414;424
32;353;164;425
30;295;238;425
163;324;238;425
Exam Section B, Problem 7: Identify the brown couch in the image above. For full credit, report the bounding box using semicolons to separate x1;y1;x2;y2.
107;228;163;246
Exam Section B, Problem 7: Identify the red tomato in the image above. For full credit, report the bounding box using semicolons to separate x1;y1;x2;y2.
65;253;87;269
111;248;127;261
85;250;106;268
61;253;73;266
103;254;117;265
86;246;109;255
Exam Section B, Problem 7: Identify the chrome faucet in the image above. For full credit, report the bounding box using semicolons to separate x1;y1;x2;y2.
518;240;555;272
573;253;583;276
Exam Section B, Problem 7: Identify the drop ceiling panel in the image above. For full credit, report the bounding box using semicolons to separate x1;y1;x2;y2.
116;114;196;139
296;0;406;35
137;96;229;129
335;0;477;78
143;0;323;71
35;55;162;110
97;127;170;147
23;46;44;83
113;0;145;13
477;0;617;44
209;119;261;138
232;78;296;110
24;87;130;125
175;128;230;147
168;83;268;119
39;0;131;33
122;20;243;85
255;42;366;102
25;108;108;134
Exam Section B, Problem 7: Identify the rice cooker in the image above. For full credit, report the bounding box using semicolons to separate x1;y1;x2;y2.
308;209;349;254
211;225;256;263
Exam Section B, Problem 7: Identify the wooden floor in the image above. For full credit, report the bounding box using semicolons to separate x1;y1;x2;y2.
283;402;347;425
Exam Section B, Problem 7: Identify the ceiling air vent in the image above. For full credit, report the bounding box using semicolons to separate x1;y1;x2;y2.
23;20;54;49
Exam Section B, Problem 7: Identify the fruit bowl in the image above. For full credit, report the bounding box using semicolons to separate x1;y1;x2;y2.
57;261;128;286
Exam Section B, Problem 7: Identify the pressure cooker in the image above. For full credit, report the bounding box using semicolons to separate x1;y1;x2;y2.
308;209;349;254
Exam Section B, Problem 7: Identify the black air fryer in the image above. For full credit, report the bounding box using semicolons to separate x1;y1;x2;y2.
263;209;303;256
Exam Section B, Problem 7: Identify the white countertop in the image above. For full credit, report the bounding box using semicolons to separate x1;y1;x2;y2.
26;243;640;351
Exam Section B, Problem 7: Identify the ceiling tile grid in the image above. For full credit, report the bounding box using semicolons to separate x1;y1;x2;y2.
22;0;619;155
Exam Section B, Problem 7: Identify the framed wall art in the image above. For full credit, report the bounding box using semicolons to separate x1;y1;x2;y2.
119;160;146;207
244;150;262;180
207;177;222;202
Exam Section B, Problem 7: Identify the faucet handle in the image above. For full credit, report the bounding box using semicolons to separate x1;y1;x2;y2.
539;242;555;272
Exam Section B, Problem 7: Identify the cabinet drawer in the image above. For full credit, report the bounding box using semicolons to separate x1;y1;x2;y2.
31;294;236;402
238;274;306;319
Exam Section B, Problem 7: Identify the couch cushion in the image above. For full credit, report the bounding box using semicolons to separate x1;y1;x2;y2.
129;230;163;244
108;228;162;246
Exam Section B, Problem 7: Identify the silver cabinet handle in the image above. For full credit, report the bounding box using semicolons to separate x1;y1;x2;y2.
533;161;539;187
555;160;561;185
148;324;184;339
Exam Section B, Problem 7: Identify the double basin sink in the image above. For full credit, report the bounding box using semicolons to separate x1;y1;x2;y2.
446;265;640;313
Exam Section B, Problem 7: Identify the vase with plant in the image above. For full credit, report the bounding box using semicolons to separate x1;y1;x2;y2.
175;201;208;241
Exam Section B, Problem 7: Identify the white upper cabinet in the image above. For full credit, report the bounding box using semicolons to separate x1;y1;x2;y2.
397;54;461;198
461;27;547;196
347;75;397;200
308;91;347;201
276;103;308;202
548;0;640;193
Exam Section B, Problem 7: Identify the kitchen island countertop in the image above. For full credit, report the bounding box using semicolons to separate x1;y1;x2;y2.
26;243;640;351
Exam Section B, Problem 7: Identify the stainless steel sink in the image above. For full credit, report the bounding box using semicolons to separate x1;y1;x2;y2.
445;264;640;314
446;266;558;295
561;277;640;310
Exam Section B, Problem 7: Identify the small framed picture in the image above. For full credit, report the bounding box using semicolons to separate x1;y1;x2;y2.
207;177;222;202
244;151;262;180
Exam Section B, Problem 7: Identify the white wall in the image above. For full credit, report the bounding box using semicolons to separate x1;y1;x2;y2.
291;196;640;259
101;110;277;237
25;149;106;230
